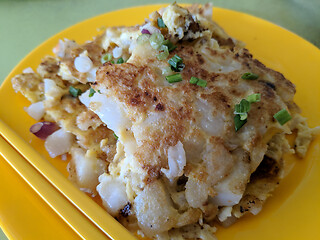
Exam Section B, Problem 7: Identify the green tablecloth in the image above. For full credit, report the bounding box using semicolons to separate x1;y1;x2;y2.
1;0;319;85
0;0;319;239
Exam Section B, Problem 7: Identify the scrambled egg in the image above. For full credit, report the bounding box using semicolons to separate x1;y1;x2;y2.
11;3;319;239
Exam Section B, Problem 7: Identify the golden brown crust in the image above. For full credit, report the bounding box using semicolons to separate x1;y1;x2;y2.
94;37;298;186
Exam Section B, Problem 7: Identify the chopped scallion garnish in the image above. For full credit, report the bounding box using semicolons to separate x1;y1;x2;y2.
117;57;124;64
168;54;185;72
233;93;262;131
157;45;169;60
137;34;150;44
157;18;166;28
166;73;183;83
98;90;101;94
113;133;119;140
169;54;182;66
246;93;261;103
149;33;164;50
162;39;177;52
110;60;115;64
234;114;247;132
197;79;207;87
89;87;96;97
189;76;198;84
241;72;259;80
239;113;248;121
273;109;292;125
69;86;82;97
189;77;207;87
234;99;251;114
101;53;112;64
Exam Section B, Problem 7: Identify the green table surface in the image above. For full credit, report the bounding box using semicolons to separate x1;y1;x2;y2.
0;0;319;239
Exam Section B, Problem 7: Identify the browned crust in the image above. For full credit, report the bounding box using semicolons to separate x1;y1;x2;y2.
94;39;297;184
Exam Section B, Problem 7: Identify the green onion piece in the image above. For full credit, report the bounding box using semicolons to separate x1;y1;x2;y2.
117;57;124;64
137;34;150;44
169;54;182;66
239;113;248;121
246;93;261;103
113;133;119;140
101;53;112;64
234;114;247;131
69;86;82;97
241;72;259;80
234;99;251;114
168;54;185;72
89;87;96;97
189;76;199;84
189;77;207;87
162;66;173;76
157;18;166;28
156;45;169;60
176;63;185;72
98;90;101;94
273;109;292;125
110;60;115;64
149;33;164;50
197;79;207;87
166;73;183;83
162;39;177;52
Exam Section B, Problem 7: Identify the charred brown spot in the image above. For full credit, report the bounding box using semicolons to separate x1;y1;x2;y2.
253;59;266;69
189;21;200;32
196;53;205;65
230;88;242;97
259;80;276;90
251;156;280;180
155;103;165;111
260;81;276;99
40;61;59;74
214;37;235;49
141;164;160;181
240;206;244;213
119;202;131;217
242;49;253;58
130;93;141;105
177;175;188;186
210;74;218;82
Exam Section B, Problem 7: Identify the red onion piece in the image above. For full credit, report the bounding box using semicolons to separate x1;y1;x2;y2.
29;121;59;140
141;29;151;35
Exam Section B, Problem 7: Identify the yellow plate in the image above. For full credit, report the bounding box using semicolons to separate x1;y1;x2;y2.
0;4;320;240
0;138;82;240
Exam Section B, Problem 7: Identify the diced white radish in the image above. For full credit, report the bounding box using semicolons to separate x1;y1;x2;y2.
97;174;128;216
70;148;106;191
134;181;177;236
26;101;45;120
112;47;123;58
161;141;186;180
86;67;97;82
45;129;73;158
22;67;34;73
217;206;232;222
211;157;250;206
185;176;210;208
79;89;131;134
74;55;93;73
